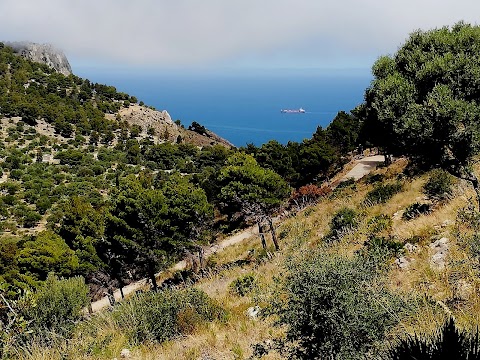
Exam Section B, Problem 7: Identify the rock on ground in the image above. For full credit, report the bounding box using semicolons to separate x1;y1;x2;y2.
429;237;449;270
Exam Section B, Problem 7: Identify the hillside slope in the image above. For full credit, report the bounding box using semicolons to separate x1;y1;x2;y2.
15;157;480;359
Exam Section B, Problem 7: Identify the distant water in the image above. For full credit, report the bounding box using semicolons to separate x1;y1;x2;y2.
75;69;372;146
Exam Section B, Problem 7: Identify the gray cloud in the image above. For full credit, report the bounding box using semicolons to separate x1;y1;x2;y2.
0;0;479;69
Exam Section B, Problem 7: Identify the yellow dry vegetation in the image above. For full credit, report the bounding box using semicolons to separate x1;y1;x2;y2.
20;158;480;359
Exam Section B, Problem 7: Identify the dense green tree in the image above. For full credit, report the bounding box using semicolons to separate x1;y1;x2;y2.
56;196;104;274
16;231;80;281
326;111;361;154
104;175;212;290
363;22;480;205
217;153;290;249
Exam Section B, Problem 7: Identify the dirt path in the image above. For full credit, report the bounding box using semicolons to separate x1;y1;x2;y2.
341;155;385;181
90;225;259;312
90;155;385;313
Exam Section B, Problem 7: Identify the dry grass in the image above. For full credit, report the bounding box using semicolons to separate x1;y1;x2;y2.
20;159;480;359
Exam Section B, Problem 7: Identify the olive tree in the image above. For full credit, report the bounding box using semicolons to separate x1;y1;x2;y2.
363;22;480;206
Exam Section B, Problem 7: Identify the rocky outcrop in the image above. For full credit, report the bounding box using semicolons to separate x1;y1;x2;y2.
116;105;181;142
6;41;72;76
116;104;233;148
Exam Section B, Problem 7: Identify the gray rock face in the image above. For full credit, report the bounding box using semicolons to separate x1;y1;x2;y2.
6;41;72;76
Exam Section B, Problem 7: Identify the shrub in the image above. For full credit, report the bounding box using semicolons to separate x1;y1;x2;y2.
385;318;480;359
112;288;225;344
367;214;393;235
364;182;403;205
230;274;256;296
336;177;356;189
325;207;358;241
269;251;406;359
364;236;404;258
423;169;455;201
402;202;432;220
364;173;384;184
290;184;328;210
461;232;480;261
24;274;89;337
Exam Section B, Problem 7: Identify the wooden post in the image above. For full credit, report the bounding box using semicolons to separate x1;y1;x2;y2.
258;221;267;249
268;217;280;251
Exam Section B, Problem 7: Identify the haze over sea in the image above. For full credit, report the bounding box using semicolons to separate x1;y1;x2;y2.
77;69;372;146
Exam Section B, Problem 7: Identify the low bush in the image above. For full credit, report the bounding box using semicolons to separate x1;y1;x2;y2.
367;214;393;235
230;274;256;296
325;207;358;241
423;169;455;201
364;236;404;258
268;250;406;359
336;177;356;189
112;288;225;344
364;173;384;184
290;184;328;210
364;182;403;205
402;202;432;220
458;206;480;231
385;317;480;359
24;274;89;338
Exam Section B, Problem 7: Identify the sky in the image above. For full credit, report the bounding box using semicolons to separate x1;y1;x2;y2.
0;0;479;74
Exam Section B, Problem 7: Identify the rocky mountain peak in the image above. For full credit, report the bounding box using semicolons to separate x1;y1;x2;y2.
6;41;72;76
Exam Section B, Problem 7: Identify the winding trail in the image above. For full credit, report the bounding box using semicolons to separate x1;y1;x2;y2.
90;154;385;313
90;226;259;312
341;155;385;181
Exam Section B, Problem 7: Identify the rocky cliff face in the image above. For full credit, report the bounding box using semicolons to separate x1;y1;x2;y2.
6;42;72;76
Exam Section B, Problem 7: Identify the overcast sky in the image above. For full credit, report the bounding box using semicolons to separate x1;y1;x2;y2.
1;0;479;73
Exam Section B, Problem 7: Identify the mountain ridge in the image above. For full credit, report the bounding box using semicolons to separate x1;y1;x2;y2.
6;41;72;76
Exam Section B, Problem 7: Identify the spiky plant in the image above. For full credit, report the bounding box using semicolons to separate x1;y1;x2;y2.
385;318;480;360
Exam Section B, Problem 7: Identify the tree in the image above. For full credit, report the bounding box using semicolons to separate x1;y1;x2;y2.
16;231;80;281
363;22;480;206
56;196;104;275
188;121;207;135
217;153;290;250
325;111;361;154
104;175;212;290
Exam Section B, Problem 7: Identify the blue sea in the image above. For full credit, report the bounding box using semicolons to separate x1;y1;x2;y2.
76;69;372;147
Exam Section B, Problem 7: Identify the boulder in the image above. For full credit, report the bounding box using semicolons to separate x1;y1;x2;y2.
394;256;413;270
246;306;261;319
429;238;449;270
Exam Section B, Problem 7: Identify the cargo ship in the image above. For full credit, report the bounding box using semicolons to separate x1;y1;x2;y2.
281;107;305;113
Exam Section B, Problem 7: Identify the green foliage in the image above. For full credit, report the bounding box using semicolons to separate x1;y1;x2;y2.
218;153;291;221
325;207;358;241
367;214;393;235
363;22;480;181
188;121;207;135
16;231;80;281
364;173;384;184
402;202;432;220
269;250;406;359
24;274;89;338
364;236;404;258
0;292;35;358
364;182;403;205
423;169;455;201
335;177;356;191
245;111;361;187
385;317;480;360
460;232;480;261
229;274;256;296
104;175;213;288
112;288;225;344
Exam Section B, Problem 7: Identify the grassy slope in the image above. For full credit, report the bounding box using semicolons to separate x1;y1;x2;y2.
22;158;480;359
